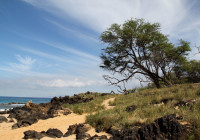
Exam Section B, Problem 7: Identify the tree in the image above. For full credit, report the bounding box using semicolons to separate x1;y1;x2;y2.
174;60;200;83
100;19;191;88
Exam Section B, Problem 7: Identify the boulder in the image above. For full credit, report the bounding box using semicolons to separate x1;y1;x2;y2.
46;128;63;138
23;130;44;139
0;116;8;123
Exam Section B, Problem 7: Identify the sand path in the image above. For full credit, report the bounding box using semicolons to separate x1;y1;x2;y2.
0;97;115;140
102;97;115;110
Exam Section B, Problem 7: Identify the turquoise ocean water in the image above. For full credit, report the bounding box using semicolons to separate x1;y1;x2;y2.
0;96;51;111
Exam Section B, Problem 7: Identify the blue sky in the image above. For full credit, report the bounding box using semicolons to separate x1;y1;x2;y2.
0;0;200;97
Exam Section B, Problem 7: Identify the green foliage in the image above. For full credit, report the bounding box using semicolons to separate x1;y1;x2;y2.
100;18;191;88
174;60;200;83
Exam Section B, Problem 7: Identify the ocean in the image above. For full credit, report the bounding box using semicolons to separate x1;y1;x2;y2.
0;96;51;111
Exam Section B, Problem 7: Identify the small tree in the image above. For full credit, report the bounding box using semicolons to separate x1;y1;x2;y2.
100;19;191;88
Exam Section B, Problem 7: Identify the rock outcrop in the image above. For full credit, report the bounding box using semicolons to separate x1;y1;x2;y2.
51;95;94;105
8;101;71;129
110;114;186;140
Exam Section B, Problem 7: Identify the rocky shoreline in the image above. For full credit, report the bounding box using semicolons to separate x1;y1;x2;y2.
0;102;25;105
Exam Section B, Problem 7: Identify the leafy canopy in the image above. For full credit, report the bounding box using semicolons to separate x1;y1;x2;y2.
100;19;191;88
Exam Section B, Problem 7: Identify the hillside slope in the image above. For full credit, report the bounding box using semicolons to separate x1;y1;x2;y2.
85;83;200;139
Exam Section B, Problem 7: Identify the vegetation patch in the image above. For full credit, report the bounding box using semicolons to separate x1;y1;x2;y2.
86;83;200;138
63;92;117;114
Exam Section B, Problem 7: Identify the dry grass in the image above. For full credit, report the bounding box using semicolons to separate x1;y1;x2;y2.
85;83;200;138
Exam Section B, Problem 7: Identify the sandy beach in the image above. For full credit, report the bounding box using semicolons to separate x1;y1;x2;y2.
0;98;113;140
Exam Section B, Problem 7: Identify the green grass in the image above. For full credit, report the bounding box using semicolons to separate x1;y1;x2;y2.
85;83;200;138
63;92;117;114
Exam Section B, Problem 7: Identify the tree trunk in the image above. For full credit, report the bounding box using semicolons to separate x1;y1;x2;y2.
161;77;173;87
153;79;161;88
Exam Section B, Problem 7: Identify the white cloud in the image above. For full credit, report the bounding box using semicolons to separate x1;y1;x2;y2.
20;47;74;64
8;55;36;71
37;78;98;88
22;0;200;59
21;0;196;34
34;39;100;62
45;19;99;43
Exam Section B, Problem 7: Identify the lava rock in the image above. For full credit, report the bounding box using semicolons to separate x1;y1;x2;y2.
76;123;91;134
111;114;186;140
174;98;196;108
63;124;78;137
125;105;137;112
23;130;44;139
160;98;173;104
46;128;63;138
152;98;174;105
0;116;8;123
8;118;15;123
100;93;109;96
12;116;38;129
0;110;7;114
64;123;91;137
88;134;108;140
51;95;93;105
76;133;91;140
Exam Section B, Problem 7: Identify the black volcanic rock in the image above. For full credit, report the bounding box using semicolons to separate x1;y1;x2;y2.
63;124;78;137
174;98;196;108
51;95;93;105
111;114;186;140
88;134;108;140
8;101;69;128
0;116;8;123
46;128;63;138
76;133;91;140
76;123;90;134
64;123;91;137
12;117;38;129
23;130;44;139
8;94;92;129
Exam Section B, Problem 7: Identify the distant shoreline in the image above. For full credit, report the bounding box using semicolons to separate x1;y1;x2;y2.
0;96;51;99
0;103;25;105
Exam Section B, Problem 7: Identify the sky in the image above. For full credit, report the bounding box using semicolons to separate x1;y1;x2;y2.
0;0;200;97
